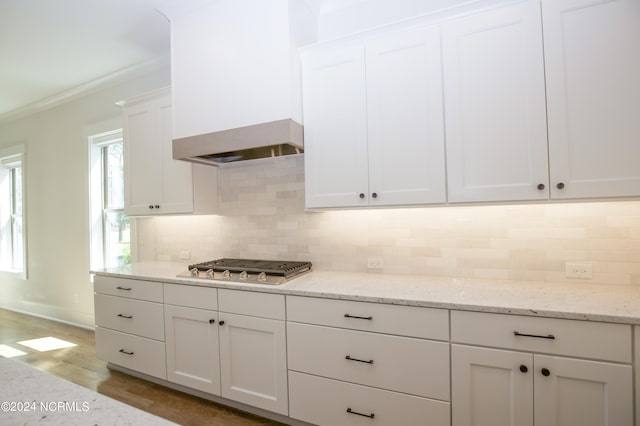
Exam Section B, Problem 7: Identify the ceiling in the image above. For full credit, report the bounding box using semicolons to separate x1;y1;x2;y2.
0;0;183;121
0;0;358;123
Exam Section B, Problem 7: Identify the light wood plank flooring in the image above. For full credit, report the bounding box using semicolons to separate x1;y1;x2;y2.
0;308;285;426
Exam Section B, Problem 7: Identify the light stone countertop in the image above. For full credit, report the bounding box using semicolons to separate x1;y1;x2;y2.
0;356;177;426
93;261;640;325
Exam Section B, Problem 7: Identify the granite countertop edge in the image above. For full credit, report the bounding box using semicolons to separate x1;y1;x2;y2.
92;262;640;326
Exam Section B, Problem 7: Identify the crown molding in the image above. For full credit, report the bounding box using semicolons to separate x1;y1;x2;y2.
0;54;170;126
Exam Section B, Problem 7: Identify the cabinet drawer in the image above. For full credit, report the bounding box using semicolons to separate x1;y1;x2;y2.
164;283;218;310
95;327;166;379
94;276;163;302
289;371;450;426
451;310;632;363
94;294;164;341
218;289;284;320
287;323;449;400
287;296;448;340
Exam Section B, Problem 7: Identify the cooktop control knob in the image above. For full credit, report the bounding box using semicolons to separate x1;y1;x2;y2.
221;270;231;279
190;268;199;278
205;269;214;279
257;272;267;282
239;271;248;280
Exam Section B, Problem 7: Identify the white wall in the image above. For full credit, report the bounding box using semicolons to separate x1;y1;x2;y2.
0;67;170;328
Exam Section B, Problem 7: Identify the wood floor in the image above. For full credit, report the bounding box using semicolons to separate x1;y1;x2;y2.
0;308;285;426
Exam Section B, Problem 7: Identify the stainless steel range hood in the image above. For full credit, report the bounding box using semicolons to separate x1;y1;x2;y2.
172;119;303;166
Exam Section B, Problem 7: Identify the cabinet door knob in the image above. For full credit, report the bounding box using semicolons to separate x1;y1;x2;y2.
148;205;154;209
209;319;215;324
371;192;378;198
154;204;160;209
219;320;225;326
556;182;565;189
541;368;551;377
359;193;365;199
519;364;528;373
537;184;545;190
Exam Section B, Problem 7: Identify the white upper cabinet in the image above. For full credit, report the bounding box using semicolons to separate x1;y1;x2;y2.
171;0;314;139
303;25;446;209
366;26;446;206
543;0;640;199
122;89;194;215
442;1;549;203
121;88;218;216
302;41;369;208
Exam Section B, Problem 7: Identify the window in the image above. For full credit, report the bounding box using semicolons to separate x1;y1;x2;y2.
0;145;26;277
89;129;130;269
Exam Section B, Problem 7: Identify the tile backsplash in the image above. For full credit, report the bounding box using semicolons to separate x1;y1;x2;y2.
136;155;640;285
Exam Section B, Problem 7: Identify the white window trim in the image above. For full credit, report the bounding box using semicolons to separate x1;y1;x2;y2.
86;119;137;275
0;144;27;279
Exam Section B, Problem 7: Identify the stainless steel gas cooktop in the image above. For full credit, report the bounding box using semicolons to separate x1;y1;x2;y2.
177;258;312;285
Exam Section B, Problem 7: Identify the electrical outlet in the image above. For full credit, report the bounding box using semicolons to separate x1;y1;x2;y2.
180;250;191;260
565;262;593;279
367;257;384;270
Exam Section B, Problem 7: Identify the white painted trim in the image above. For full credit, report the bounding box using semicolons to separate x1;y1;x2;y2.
0;54;170;125
0;304;95;331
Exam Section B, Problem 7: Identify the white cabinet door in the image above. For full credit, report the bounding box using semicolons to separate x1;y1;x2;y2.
443;1;549;202
366;25;446;206
218;312;288;415
543;0;640;199
534;355;633;426
164;305;220;395
302;41;369;209
123;90;194;215
451;344;533;426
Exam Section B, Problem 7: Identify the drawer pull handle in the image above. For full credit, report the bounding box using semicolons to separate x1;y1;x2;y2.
209;319;215;324
345;355;374;364
347;408;375;419
116;286;132;291
541;368;551;377
119;349;134;356
344;314;373;320
513;331;555;340
117;314;133;319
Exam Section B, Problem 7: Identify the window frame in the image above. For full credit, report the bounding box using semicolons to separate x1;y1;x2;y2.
0;144;27;279
87;122;135;273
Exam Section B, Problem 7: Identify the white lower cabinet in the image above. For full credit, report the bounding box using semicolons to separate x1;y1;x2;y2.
95;327;166;379
164;304;220;395
94;276;166;380
452;345;533;426
534;354;633;426
218;312;288;415
163;286;288;416
287;322;449;400
451;311;633;426
95;277;640;426
287;296;450;425
289;371;450;426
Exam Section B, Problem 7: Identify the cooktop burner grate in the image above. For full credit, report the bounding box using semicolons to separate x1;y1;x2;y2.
188;258;312;278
